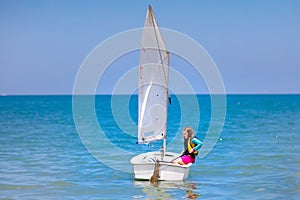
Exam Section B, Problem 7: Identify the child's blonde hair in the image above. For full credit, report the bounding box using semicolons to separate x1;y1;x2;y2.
184;127;194;138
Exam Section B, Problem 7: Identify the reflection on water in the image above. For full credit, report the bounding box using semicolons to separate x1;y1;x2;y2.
133;180;201;199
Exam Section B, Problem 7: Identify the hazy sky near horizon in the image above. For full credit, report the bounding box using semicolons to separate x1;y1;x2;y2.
1;0;299;94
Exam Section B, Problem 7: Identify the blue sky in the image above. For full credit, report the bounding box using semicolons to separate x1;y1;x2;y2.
0;0;299;94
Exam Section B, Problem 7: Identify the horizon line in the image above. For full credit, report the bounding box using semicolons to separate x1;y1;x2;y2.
1;93;300;96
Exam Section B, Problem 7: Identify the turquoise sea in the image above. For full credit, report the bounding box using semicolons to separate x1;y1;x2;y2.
0;95;299;199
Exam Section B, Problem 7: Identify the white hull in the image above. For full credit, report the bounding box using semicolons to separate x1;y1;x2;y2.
130;151;191;181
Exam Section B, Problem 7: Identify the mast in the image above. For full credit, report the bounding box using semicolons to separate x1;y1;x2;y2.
162;51;170;154
138;5;170;157
149;5;168;156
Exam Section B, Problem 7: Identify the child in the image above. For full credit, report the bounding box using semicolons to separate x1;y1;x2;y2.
173;127;202;165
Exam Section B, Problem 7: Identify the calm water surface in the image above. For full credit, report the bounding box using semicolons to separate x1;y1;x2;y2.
0;95;299;199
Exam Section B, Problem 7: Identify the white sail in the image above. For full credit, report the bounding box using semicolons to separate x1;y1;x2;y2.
138;5;170;144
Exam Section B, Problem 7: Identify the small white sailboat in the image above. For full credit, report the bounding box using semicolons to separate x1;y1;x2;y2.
130;5;191;181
